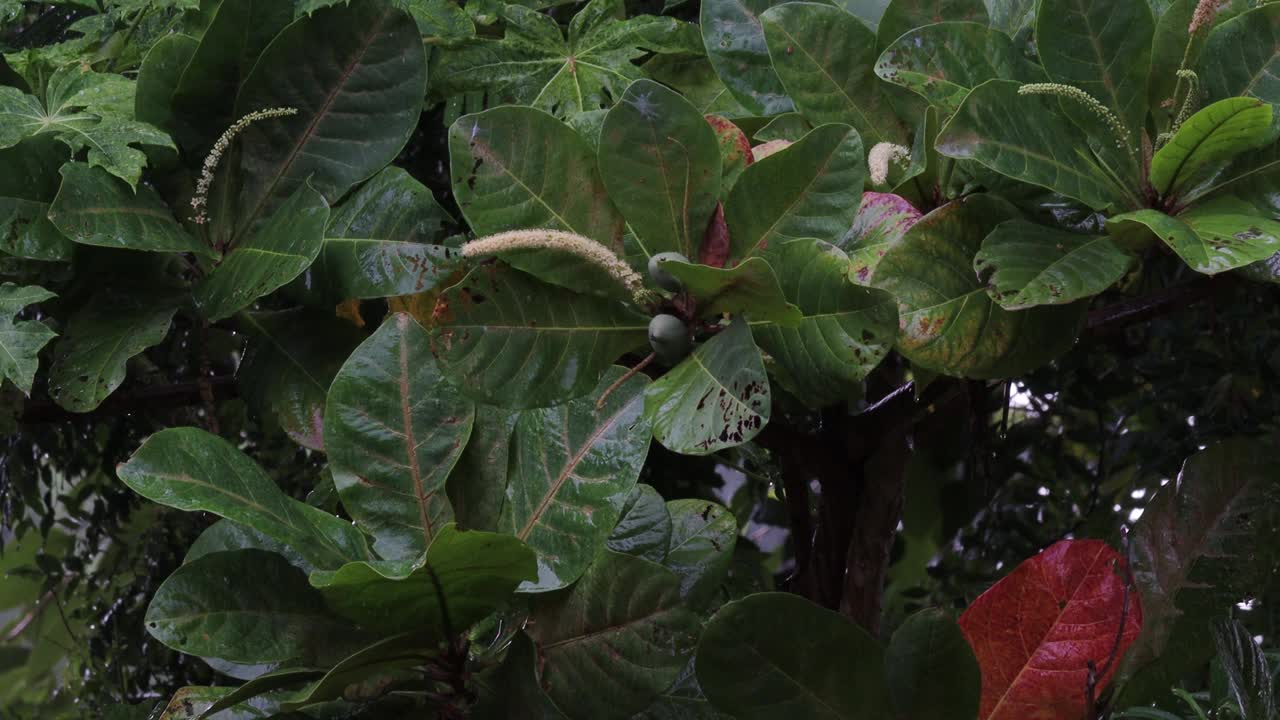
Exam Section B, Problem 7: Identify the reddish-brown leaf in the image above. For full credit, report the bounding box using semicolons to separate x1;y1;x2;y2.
958;538;1143;720
700;203;731;268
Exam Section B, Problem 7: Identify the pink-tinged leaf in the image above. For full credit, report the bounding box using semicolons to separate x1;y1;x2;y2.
700;203;731;269
705;114;753;200
958;539;1143;720
847;192;922;285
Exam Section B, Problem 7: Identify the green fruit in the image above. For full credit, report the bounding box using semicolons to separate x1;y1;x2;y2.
648;314;691;364
648;252;689;292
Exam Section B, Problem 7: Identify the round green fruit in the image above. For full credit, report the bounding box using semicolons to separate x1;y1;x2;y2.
648;252;689;293
648;314;691;364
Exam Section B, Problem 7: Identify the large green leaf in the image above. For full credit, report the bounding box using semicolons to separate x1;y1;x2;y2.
973;220;1133;309
937;80;1132;210
237;309;365;452
186;519;315;576
315;167;458;301
606;484;672;564
1118;439;1280;706
47;163;211;257
145;550;350;665
435;0;701;119
761;3;908;146
724;123;866;260
658;257;802;325
752;239;898;408
697;592;892;719
46;291;178;413
499;365;651;592
871;195;1085;378
307;524;536;634
884;609;980;720
645;317;770;455
599;79;721;260
473;632;571;719
663;499;737;603
325;312;475;561
1108;203;1280;275
0;66;174;188
874;22;1044;116
1150;97;1274;198
876;0;989;48
0;283;57;396
699;0;794;116
117;427;368;570
447;404;521;532
430;262;650;408
194;182;329;322
229;0;426;239
1035;0;1153;145
1201;5;1280;105
527;550;702;719
134;33;200;132
0;137;73;261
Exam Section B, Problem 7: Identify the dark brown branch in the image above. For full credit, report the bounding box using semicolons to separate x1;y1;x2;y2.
20;376;239;424
1086;275;1226;333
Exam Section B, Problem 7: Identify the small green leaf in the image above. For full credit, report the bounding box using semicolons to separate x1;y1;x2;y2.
659;257;802;325
600;79;722;261
663;499;736;603
725;123;866;260
1151;98;1274;197
528;550;702;719
308;524;536;635
145;549;350;664
885;609;981;720
973;221;1134;309
325;313;475;561
606;484;672;564
0;137;73;262
431;262;649;409
699;0;795;115
48;163;211;257
752;239;898;408
1201;5;1280;105
117;427;369;570
876;0;989;49
845;192;923;285
697;592;892;719
0;283;57;396
195;182;329;322
1213;619;1275;720
645;317;770;456
501;366;651;592
1109;203;1280;275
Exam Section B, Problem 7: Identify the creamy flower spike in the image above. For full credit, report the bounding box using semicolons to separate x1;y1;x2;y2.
190;107;299;225
1018;83;1132;153
461;229;648;303
868;143;911;186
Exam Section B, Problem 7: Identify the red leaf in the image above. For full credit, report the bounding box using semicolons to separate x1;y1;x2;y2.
699;202;730;268
958;539;1143;720
704;114;753;169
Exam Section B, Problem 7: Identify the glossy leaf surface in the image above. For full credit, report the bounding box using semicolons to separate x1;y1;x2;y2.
885;609;981;720
606;484;672;564
876;0;989;48
658;257;801;325
845;191;923;285
973;221;1133;309
0;283;56;396
699;0;794;115
1150;98;1274;198
663;499;736;602
1201;5;1280;104
1108;205;1280;275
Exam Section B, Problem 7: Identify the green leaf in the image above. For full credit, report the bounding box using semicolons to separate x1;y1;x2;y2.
194;182;329;322
1036;0;1154;145
447;404;521;532
0;283;57;396
1201;5;1280;105
449;106;627;296
528;550;702;719
307;524;536;635
752;239;898;408
151;687;283;720
884;609;981;720
430;262;650;409
875;22;1045;116
472;633;571;720
937;79;1130;210
499;366;651;592
1108;203;1280;275
761;3;908;147
134;33;199;132
0;137;73;262
1214;619;1275;720
0;66;174;188
663;499;736;603
229;0;426;239
1118;439;1280;707
146;549;349;664
725;123;866;260
186;519;315;575
699;0;795;116
435;0;701;119
46;291;178;413
117;427;369;570
606;484;672;564
1150;97;1274;197
47;163;211;257
599;79;721;261
314;167;458;301
237;309;365;452
644;55;753;119
986;0;1036;35
325;312;475;561
973;220;1134;309
876;0;989;49
697;592;892;719
658;257;802;325
645;317;770;456
871;195;1086;378
270;630;442;713
845;191;923;285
